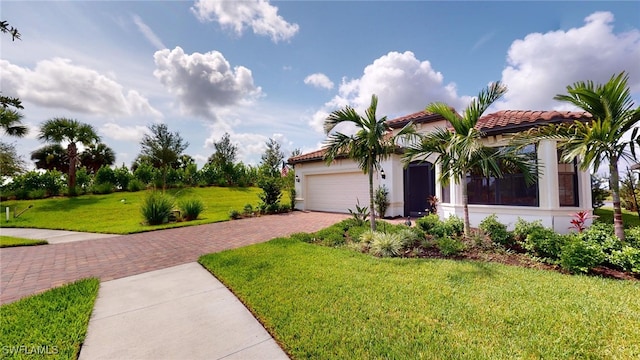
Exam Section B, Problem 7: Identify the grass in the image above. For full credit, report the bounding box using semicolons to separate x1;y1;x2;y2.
0;186;279;234
595;206;640;228
0;278;100;360
0;236;47;248
200;237;640;359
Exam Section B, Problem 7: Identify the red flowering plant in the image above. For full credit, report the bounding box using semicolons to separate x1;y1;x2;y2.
569;210;598;233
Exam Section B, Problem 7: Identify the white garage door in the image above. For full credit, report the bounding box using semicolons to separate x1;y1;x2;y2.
306;172;370;213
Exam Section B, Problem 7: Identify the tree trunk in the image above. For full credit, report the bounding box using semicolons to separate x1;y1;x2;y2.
67;143;77;190
369;161;376;232
462;176;471;238
610;158;625;241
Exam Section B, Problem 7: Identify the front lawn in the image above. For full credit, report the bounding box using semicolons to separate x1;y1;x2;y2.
0;236;47;248
0;278;99;360
0;186;269;234
595;206;640;228
200;237;640;359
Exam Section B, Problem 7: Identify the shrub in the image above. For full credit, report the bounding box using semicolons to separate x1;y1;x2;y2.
370;232;403;257
95;165;116;186
359;230;375;244
624;227;640;249
28;189;47;199
290;232;313;243
229;209;241;220
443;215;464;237
397;228;424;248
374;185;390;218
243;204;254;217
522;227;567;260
127;179;145;192
179;198;204;221
436;236;465;256
479;214;512;246
279;204;291;213
91;182;114;195
560;238;606;274
579;222;621;256
258;176;282;214
348;199;370;226
416;214;441;233
289;188;296;210
314;227;345;247
141;192;175;225
513;218;545;243
609;246;640;274
114;165;132;190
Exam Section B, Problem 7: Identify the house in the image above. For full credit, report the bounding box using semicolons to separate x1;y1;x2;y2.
288;110;594;234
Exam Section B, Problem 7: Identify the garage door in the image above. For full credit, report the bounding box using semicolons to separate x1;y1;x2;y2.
306;172;370;213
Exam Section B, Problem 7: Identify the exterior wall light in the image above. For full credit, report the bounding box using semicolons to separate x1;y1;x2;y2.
380;168;386;179
295;175;300;183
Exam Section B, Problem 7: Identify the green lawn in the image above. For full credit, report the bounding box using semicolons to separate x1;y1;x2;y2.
200;237;640;359
0;236;47;248
0;186;269;234
595;206;640;228
0;278;99;360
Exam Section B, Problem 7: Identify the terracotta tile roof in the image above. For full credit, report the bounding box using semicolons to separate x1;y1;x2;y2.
386;110;447;128
477;110;591;134
288;148;329;164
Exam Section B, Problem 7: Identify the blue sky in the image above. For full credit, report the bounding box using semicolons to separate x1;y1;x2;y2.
2;1;639;169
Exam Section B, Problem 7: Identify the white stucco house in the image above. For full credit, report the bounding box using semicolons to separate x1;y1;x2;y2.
289;109;594;234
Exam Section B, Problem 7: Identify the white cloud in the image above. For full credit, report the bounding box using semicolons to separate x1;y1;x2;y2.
304;73;334;90
153;46;262;120
191;0;299;43
497;11;640;110
132;14;166;50
309;51;471;133
0;58;162;118
100;123;149;142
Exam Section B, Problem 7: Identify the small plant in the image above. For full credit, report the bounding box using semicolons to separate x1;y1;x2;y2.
314;227;345;247
374;185;390;218
370;232;403;257
416;214;441;233
290;232;313;243
560;238;606;274
512;218;545;243
609;246;640;274
179;198;205;221
141;192;175;225
289;188;296;210
397;228;424;248
359;230;376;244
243;203;254;217
257;176;282;214
91;182;114;195
427;195;439;214
127;178;145;192
348;199;370;226
479;214;512;246
522;227;567;260
436;236;465;256
229;209;241;220
569;211;597;233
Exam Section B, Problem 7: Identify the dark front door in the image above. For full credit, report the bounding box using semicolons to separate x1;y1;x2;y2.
404;162;435;217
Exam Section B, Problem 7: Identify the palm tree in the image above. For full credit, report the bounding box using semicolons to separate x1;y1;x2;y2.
522;72;640;240
324;94;413;231
1;108;28;137
38;118;100;191
80;142;116;173
31;144;69;172
403;82;537;237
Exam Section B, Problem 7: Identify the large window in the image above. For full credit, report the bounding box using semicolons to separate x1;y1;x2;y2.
466;146;539;207
558;150;579;207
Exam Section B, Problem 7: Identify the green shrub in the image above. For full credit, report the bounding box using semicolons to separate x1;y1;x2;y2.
479;214;512;246
443;215;464;236
243;203;254;217
348;200;370;226
374;185;390;218
127;179;145;192
279;204;291;213
436;236;465;256
522;227;567;260
513;218;545;243
141;192;175;225
560;238;606;274
258;176;282;214
359;230;375;244
114;165;132;190
370;232;403;257
290;232;313;243
396;228;425;248
179;198;204;221
416;214;441;233
229;209;241;220
95;165;116;186
624;227;640;249
579;222;621;256
314;227;345;247
91;182;114;194
28;189;47;199
609;246;640;274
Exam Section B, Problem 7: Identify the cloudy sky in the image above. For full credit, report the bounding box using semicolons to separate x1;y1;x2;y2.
2;1;639;169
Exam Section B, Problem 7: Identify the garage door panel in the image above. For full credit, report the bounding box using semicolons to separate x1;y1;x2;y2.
306;173;370;213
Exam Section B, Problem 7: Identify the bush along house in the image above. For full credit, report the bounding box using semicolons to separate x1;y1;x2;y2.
289;109;593;234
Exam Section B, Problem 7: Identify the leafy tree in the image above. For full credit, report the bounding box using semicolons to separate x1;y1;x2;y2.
139;123;189;190
31;144;69;172
38;118;100;191
260;138;284;178
113;164;133;190
324;94;413;231
208;132;238;185
80;143;115;173
1;108;28;137
521;72;640;240
403;82;537;237
591;174;610;209
0;141;26;177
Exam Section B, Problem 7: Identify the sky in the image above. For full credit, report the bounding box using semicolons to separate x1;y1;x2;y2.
2;0;639;170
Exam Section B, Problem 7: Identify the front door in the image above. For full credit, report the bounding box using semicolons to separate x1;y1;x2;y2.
404;162;435;217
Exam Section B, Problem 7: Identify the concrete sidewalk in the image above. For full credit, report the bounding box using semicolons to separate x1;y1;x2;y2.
79;262;288;360
0;228;120;244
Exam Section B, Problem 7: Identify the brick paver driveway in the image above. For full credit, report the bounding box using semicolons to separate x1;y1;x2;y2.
0;212;348;304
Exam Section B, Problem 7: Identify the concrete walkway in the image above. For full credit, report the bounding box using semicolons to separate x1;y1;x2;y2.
79;263;287;360
1;228;120;244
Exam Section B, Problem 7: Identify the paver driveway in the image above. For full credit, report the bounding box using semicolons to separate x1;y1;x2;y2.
0;211;348;304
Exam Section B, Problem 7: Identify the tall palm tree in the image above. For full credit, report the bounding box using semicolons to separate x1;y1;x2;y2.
1;108;28;137
31;144;69;172
324;94;413;231
403;82;537;237
522;72;640;240
80;142;116;173
38;118;100;191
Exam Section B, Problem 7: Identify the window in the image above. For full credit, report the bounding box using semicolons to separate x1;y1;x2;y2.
466;145;539;207
558;150;579;207
441;182;450;203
